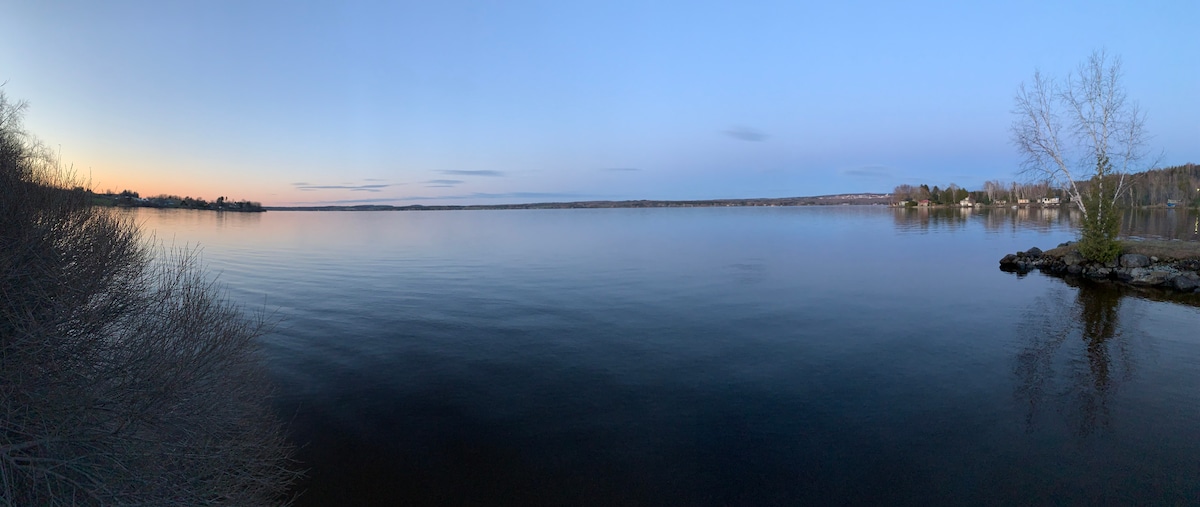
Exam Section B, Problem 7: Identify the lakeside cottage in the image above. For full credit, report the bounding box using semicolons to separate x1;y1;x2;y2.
959;197;974;208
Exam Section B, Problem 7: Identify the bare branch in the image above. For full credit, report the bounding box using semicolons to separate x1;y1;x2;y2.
1;90;300;505
1010;50;1154;261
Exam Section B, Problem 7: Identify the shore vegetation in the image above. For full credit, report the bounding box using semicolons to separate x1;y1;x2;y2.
90;189;265;212
1;92;298;504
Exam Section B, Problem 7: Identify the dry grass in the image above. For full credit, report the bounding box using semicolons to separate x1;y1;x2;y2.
1117;239;1200;261
1044;239;1200;261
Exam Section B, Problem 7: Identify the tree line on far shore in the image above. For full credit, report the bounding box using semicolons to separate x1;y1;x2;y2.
893;163;1198;208
891;180;1063;206
1120;163;1200;207
89;189;265;212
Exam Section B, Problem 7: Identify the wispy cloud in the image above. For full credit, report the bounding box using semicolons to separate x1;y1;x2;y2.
439;170;505;177
399;191;590;201
291;181;399;192
468;192;584;199
424;179;465;187
289;197;409;205
723;126;768;142
840;165;893;179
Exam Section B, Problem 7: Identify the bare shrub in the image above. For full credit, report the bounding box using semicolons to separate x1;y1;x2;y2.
1;91;299;505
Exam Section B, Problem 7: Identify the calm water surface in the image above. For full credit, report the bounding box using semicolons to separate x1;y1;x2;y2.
131;206;1200;506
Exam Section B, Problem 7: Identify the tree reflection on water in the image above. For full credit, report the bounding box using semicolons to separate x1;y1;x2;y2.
1015;280;1141;437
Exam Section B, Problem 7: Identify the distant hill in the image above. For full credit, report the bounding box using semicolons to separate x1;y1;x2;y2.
1121;163;1200;207
265;193;893;211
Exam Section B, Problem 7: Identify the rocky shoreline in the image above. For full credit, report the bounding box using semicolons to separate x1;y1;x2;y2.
1000;243;1200;293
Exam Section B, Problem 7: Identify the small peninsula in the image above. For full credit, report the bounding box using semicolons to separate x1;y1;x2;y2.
91;190;264;212
1001;240;1200;294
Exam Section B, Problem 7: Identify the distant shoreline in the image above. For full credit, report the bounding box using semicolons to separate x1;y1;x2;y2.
265;194;892;211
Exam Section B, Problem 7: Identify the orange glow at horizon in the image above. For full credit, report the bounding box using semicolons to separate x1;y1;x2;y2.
81;158;284;205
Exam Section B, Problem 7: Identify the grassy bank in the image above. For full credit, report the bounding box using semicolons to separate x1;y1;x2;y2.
1044;239;1200;261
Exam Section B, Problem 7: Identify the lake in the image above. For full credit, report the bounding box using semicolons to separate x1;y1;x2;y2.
129;205;1200;506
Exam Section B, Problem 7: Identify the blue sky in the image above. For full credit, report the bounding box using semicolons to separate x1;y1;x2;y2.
2;1;1197;205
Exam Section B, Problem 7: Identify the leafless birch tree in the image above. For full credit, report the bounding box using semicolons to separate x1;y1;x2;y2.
1011;50;1152;261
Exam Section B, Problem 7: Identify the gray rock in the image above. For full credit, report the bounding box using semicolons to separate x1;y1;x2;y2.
1063;251;1086;266
1000;254;1018;266
1103;258;1119;269
1171;275;1199;292
1120;253;1151;268
1129;268;1171;286
1151;256;1160;263
1067;264;1083;275
1025;246;1043;258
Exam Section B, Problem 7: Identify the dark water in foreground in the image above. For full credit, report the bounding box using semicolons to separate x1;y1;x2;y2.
133;206;1200;506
